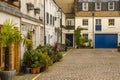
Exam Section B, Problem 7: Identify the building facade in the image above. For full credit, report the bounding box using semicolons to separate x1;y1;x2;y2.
76;0;120;48
45;0;61;45
20;0;44;66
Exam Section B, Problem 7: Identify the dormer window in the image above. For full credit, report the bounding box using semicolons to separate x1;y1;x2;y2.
108;2;114;10
95;3;101;11
82;3;88;11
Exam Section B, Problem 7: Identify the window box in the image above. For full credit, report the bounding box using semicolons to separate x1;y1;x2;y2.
34;8;40;14
26;3;34;11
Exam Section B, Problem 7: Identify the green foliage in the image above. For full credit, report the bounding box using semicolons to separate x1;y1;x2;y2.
0;19;22;46
74;27;88;48
79;36;88;47
56;52;63;61
74;27;81;47
23;49;34;67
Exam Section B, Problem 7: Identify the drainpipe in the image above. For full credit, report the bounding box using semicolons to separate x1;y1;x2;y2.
92;13;95;48
60;8;62;45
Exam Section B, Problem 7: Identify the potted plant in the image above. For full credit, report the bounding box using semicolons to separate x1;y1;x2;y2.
56;52;63;61
0;20;22;80
23;49;34;73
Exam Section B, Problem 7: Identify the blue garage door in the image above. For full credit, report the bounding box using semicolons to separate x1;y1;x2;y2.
95;34;118;48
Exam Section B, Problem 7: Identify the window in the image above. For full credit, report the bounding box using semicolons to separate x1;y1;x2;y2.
53;16;54;26
82;3;88;11
108;19;115;26
50;14;52;25
66;20;72;25
96;19;102;31
108;2;114;10
82;19;88;26
83;34;88;39
95;3;101;11
96;19;101;25
46;12;49;24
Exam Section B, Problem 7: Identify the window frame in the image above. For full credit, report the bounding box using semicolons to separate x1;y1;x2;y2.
83;34;88;39
82;2;88;11
96;19;101;25
82;19;88;26
108;19;115;26
95;2;101;11
108;2;115;10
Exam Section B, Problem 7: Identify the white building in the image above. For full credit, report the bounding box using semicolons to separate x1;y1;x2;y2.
45;0;61;46
20;0;44;62
76;0;120;48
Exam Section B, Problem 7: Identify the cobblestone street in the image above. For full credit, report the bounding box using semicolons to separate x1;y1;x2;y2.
35;49;120;80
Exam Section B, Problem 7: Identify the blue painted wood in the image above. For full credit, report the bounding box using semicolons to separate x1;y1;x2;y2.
95;34;118;48
96;25;101;31
66;34;73;47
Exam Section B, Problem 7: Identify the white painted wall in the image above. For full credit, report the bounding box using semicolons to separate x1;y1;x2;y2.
62;12;66;26
0;12;20;28
20;0;44;61
20;0;41;19
75;16;120;46
45;0;61;45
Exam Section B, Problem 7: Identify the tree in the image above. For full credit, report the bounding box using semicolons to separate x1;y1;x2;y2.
0;20;22;70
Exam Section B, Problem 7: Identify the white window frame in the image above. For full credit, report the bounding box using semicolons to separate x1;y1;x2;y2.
108;19;115;26
95;3;101;11
96;19;101;25
83;19;88;26
82;3;88;11
108;2;114;10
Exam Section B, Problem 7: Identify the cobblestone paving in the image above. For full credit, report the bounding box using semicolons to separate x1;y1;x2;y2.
36;49;120;80
15;73;38;80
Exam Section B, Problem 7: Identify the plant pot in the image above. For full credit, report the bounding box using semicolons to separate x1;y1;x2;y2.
25;67;31;73
36;67;40;73
118;47;120;52
0;70;16;80
31;68;37;74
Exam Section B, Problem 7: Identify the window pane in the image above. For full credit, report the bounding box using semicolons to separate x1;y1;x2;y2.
108;19;114;26
83;19;88;26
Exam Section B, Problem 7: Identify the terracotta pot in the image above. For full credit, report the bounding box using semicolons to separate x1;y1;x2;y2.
36;67;40;73
31;68;37;74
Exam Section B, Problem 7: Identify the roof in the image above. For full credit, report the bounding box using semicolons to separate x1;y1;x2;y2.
54;0;74;13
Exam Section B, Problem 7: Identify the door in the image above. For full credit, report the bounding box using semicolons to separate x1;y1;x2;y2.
66;34;73;47
95;34;118;48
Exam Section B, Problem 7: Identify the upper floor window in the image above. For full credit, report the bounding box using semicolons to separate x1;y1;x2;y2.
66;20;72;25
96;19;101;25
108;19;115;26
95;3;101;11
82;3;88;11
108;2;114;10
46;12;49;24
82;19;88;26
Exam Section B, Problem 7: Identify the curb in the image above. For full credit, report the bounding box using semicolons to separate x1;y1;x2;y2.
31;49;72;80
